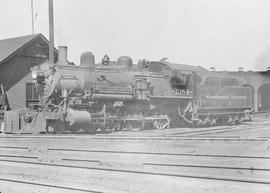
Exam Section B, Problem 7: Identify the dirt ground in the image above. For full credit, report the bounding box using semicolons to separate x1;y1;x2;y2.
0;116;270;193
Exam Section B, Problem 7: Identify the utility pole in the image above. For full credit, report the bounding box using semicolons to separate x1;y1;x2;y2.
48;0;54;64
31;0;35;34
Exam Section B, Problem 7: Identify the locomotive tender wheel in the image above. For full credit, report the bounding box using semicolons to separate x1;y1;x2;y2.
193;115;218;127
238;114;245;124
235;114;244;125
227;115;240;125
201;114;242;126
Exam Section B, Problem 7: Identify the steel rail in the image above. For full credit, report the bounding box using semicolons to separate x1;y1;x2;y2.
194;127;266;136
143;162;270;172
168;127;234;136
48;148;270;159
169;125;266;137
0;177;103;193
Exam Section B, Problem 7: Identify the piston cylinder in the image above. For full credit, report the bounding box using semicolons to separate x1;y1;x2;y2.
66;109;91;128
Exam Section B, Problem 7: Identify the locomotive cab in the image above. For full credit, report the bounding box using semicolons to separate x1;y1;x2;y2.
147;61;197;98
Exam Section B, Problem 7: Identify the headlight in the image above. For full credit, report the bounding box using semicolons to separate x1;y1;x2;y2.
31;70;37;79
37;72;45;84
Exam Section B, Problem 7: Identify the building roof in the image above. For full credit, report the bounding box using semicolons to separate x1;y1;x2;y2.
0;33;52;64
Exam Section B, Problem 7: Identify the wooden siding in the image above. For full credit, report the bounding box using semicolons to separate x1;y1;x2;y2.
6;73;32;109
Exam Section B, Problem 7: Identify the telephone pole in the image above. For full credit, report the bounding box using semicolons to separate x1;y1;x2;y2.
48;0;54;64
31;0;34;34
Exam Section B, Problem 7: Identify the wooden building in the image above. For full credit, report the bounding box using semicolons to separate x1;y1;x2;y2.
0;34;57;109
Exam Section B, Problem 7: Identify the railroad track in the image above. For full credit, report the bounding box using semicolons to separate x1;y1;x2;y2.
0;123;266;140
168;124;268;137
0;135;266;141
0;126;230;137
1;123;269;192
0;126;267;141
0;142;269;192
0;155;270;185
1;145;269;159
0;153;270;172
1;145;270;181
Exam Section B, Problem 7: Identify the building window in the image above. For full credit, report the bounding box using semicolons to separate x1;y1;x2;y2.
27;56;39;66
26;83;39;108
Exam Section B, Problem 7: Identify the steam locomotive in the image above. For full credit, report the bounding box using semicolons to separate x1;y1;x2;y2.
4;46;253;134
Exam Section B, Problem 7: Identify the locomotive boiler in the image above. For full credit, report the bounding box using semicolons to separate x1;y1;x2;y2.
31;46;186;133
4;46;252;134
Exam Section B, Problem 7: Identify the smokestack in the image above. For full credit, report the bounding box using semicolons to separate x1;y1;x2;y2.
58;46;68;65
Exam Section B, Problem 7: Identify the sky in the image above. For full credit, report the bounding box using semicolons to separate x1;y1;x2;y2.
1;0;270;71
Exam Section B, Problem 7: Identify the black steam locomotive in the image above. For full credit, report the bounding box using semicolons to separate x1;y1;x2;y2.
4;46;252;134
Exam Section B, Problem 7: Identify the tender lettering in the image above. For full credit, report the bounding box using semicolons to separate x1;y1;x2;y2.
206;95;247;100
